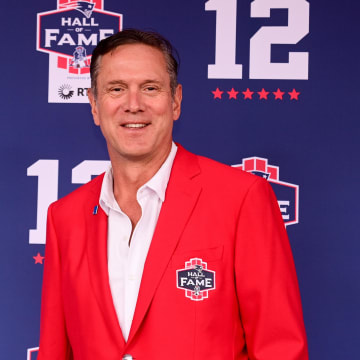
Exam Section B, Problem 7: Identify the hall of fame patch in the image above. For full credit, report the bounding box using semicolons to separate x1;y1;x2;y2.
176;258;215;301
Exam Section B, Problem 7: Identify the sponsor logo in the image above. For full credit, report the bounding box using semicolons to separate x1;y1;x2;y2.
36;0;122;103
58;84;74;99
233;157;299;227
177;258;215;301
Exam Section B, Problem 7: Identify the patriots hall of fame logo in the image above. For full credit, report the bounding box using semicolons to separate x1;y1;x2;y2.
36;0;123;103
177;258;216;301
233;157;299;227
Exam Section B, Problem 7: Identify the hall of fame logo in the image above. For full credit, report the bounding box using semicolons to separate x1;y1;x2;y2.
233;157;299;227
36;0;122;103
176;258;216;301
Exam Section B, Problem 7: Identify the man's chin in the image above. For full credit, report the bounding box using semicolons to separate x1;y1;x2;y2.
108;140;172;166
110;146;156;164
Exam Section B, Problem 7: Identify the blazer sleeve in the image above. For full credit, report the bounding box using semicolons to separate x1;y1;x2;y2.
37;204;73;360
234;178;309;360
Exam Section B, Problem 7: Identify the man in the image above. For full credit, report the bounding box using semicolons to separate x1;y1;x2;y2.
38;29;308;359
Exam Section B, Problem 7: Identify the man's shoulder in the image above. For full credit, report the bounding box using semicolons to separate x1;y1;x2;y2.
198;154;253;179
176;147;276;211
50;173;104;213
178;146;259;187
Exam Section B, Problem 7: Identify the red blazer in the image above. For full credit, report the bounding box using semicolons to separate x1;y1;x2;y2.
38;145;308;360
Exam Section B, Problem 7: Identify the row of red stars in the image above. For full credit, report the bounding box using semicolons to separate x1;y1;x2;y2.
212;88;300;100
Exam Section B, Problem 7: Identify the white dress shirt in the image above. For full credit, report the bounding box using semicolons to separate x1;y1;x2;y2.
99;143;177;341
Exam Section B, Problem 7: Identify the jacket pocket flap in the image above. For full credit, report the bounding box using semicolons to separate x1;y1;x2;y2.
171;245;223;269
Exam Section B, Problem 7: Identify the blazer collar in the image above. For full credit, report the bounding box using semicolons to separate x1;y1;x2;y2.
127;145;202;345
86;175;127;347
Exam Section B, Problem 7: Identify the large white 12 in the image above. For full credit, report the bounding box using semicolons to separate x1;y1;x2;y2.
250;0;310;79
205;0;310;80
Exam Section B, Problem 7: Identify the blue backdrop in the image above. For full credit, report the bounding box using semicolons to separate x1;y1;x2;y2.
0;0;359;358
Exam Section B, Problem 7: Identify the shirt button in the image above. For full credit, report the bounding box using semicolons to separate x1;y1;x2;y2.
128;274;135;281
123;354;133;360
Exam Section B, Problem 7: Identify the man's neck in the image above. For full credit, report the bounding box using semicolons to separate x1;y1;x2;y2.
109;142;173;229
111;146;171;197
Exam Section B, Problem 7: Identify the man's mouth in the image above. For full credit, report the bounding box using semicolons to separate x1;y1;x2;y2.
122;123;149;129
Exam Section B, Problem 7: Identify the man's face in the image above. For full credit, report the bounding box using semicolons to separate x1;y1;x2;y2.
88;43;182;164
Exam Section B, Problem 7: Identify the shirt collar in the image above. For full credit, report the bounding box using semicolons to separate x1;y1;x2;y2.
99;142;178;215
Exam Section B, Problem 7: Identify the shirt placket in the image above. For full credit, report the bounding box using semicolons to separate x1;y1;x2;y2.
108;206;132;340
123;188;148;339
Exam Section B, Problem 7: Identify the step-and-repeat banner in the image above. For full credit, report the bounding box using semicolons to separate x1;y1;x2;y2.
0;0;358;358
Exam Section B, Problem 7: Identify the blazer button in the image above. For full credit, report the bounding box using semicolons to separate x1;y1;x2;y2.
122;354;133;360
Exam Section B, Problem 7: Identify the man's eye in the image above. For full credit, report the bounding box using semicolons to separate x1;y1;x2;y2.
111;87;122;92
145;86;158;92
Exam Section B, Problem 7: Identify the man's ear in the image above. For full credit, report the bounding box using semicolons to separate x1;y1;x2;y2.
88;88;100;126
172;84;182;121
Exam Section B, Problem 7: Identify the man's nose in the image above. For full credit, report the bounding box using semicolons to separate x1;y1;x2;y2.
124;89;144;113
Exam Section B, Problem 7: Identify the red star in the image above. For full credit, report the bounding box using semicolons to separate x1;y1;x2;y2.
289;88;300;100
258;88;269;100
227;88;239;99
273;88;285;100
33;252;45;264
212;88;224;99
242;88;254;100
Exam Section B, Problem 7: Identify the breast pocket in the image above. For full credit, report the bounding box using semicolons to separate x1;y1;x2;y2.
171;245;223;269
171;246;223;302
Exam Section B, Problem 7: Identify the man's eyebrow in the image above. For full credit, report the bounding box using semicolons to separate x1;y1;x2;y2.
142;80;164;86
105;79;164;86
106;80;127;86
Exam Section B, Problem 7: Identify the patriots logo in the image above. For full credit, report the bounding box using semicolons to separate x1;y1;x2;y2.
60;1;95;19
250;170;270;180
75;1;95;18
70;46;89;69
194;264;204;276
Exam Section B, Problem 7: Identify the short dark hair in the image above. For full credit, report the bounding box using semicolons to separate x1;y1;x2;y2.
90;29;179;97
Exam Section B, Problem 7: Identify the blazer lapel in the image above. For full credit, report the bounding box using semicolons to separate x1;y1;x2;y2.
127;146;202;344
85;176;126;347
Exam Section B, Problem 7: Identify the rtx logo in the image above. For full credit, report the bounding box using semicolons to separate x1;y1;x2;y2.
77;87;88;96
58;84;74;100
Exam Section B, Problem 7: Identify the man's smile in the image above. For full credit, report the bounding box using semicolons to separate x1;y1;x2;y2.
121;123;150;129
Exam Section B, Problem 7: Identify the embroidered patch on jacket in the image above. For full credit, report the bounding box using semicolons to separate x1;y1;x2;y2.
176;258;216;301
